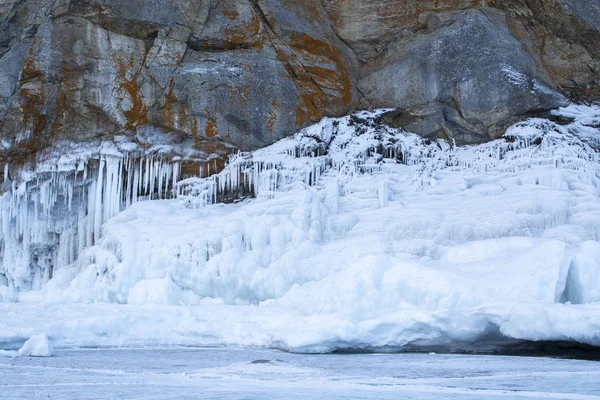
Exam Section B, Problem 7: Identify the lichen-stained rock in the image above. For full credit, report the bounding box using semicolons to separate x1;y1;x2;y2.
0;0;358;166
358;10;567;144
144;0;359;151
0;0;598;167
192;0;263;51
321;0;598;142
257;0;357;119
155;49;303;151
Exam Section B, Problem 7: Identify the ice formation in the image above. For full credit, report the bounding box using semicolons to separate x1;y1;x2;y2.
1;104;600;352
17;333;53;357
0;141;182;294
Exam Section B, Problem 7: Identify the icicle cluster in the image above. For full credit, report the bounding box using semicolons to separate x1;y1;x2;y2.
179;109;600;208
0;155;180;292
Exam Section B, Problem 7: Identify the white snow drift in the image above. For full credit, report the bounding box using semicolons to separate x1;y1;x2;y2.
1;104;600;352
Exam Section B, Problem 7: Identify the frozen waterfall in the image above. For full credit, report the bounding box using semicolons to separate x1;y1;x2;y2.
0;154;181;293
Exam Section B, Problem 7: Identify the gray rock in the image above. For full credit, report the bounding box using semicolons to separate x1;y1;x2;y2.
0;0;597;166
492;0;600;99
560;0;600;30
358;10;568;144
0;0;358;165
321;0;480;63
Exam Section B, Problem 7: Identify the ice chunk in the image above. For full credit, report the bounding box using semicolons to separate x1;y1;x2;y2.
18;333;53;357
564;241;600;304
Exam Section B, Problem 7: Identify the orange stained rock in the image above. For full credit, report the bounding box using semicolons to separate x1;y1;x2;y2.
191;116;199;136
205;116;219;137
19;40;47;137
266;99;280;134
194;0;262;51
221;1;240;19
295;93;322;127
162;77;188;129
286;33;354;126
50;91;68;137
114;55;149;130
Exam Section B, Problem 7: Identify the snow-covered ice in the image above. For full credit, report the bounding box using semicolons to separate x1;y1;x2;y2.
17;333;53;357
2;348;600;400
1;104;600;352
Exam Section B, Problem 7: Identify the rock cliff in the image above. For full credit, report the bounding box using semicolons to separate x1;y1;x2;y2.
0;0;598;172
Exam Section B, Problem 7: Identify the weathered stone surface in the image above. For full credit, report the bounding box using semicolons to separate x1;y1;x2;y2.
559;0;600;31
491;0;600;100
320;0;599;142
358;10;567;143
321;0;481;63
0;0;598;166
0;0;358;168
0;0;19;22
154;0;358;151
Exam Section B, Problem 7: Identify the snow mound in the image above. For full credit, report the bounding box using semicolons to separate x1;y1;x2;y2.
1;104;600;352
18;333;53;357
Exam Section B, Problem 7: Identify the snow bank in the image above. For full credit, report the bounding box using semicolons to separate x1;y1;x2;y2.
1;104;600;352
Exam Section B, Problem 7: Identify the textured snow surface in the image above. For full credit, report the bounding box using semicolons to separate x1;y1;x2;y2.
1;104;600;352
2;348;600;400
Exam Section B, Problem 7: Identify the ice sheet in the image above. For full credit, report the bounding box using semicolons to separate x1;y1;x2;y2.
2;348;600;400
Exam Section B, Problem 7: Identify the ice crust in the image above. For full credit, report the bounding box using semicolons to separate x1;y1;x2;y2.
1;104;600;352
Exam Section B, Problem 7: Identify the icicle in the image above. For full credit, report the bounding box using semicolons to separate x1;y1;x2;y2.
94;159;105;243
378;179;389;208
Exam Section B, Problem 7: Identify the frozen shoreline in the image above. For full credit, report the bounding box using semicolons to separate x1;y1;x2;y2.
2;347;600;400
1;302;600;354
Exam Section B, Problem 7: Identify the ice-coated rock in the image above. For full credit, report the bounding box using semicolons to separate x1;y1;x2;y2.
0;106;599;353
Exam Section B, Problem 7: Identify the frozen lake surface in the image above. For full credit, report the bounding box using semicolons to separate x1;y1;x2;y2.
2;348;600;399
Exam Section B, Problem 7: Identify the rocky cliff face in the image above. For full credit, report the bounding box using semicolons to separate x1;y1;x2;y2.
0;0;598;171
0;0;598;288
0;0;357;171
